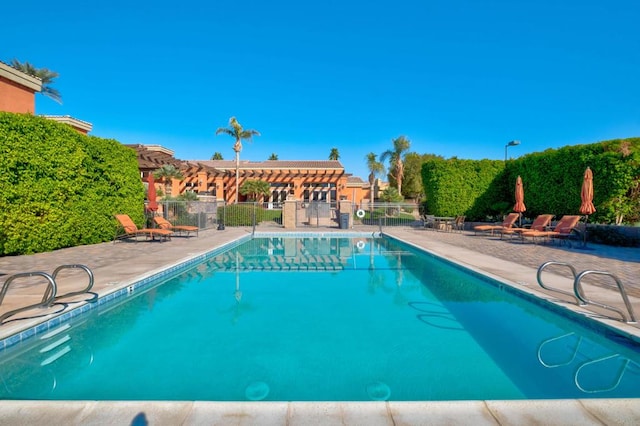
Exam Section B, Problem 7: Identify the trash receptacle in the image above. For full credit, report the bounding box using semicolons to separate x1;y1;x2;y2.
339;213;350;229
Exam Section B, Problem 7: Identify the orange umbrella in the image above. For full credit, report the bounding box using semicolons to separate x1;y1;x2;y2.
579;167;595;215
579;167;595;247
146;173;159;212
513;175;526;226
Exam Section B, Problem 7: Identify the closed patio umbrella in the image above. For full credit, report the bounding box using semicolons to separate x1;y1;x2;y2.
579;167;596;247
513;175;526;227
146;173;159;213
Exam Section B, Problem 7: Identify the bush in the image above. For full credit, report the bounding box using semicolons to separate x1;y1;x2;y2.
217;204;281;226
588;225;640;247
0;113;143;255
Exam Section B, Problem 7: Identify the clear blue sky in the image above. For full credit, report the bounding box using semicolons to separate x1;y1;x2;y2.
3;0;639;180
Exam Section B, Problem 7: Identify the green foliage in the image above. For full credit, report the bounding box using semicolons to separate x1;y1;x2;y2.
381;135;410;192
379;187;404;202
153;164;183;197
217;204;280;226
240;179;270;201
422;158;507;219
0;112;144;255
421;138;640;224
329;147;340;160
401;152;442;201
10;58;62;104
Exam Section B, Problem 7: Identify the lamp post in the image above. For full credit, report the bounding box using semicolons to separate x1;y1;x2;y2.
505;140;520;162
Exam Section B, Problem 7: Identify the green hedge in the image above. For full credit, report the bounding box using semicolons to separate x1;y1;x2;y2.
421;138;640;223
218;204;282;226
0;113;144;255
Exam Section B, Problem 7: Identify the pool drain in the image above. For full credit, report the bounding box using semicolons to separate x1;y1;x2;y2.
245;381;270;401
366;381;390;401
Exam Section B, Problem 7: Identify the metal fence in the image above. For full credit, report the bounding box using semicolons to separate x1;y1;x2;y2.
352;202;422;228
145;200;424;231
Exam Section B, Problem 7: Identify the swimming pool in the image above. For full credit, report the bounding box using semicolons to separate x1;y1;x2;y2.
1;235;639;401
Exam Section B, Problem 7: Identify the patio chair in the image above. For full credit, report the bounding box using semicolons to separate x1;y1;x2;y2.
114;214;172;242
501;214;554;240
452;215;466;232
473;212;520;236
154;216;199;237
520;215;582;245
422;214;436;230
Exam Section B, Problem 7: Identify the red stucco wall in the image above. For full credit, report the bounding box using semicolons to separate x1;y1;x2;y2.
0;76;36;113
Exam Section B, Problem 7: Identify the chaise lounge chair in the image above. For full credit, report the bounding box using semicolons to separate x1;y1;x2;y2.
473;212;520;236
154;216;199;237
520;215;582;245
501;214;554;240
114;214;172;242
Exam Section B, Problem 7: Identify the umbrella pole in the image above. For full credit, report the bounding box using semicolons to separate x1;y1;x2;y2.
582;215;589;247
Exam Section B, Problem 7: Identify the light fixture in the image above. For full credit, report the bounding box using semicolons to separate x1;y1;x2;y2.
505;140;521;162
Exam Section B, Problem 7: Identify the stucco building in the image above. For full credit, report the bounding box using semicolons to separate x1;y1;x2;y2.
0;60;92;134
0;61;42;114
127;144;373;207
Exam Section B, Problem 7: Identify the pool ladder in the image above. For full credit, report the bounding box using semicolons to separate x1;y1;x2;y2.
536;261;637;324
0;264;95;324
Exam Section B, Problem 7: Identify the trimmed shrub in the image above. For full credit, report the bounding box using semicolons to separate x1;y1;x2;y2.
0;113;144;255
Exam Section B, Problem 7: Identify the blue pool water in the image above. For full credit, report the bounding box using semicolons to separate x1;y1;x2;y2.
1;236;639;401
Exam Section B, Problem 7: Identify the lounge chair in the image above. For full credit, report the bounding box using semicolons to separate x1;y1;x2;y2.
520;215;582;245
473;213;520;236
501;214;554;240
114;214;172;242
154;216;199;237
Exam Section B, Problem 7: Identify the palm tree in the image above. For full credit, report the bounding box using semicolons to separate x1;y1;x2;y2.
10;59;62;104
268;153;278;160
365;152;385;196
215;117;260;203
240;180;270;202
211;152;224;160
153;164;184;198
380;136;411;195
329;148;340;160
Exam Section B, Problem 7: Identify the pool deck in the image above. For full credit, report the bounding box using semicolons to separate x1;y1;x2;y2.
1;226;639;424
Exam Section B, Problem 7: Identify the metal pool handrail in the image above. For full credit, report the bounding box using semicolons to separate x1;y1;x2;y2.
0;264;96;324
0;272;57;324
46;264;96;303
536;261;583;305
574;270;637;324
537;262;637;324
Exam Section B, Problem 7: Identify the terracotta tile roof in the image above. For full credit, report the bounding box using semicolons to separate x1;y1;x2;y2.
193;160;344;170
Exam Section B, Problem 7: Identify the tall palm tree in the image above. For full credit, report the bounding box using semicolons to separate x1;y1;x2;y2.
365;152;385;198
328;148;340;160
268;153;278;160
10;59;62;104
380;135;411;195
215;117;260;203
153;164;184;198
